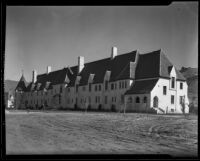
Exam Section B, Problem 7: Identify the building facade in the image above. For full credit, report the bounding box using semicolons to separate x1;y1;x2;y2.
15;47;189;114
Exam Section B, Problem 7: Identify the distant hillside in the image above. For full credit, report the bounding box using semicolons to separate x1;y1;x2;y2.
179;67;198;111
4;80;18;94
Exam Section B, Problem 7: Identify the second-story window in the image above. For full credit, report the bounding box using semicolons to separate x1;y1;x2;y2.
171;77;175;89
99;85;101;91
89;83;92;92
163;86;167;95
60;85;62;93
180;82;183;89
105;80;108;91
111;83;114;90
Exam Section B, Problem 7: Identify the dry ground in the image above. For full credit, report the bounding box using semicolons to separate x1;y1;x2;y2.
6;110;198;157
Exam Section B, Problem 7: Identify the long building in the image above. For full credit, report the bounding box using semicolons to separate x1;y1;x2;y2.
15;47;189;114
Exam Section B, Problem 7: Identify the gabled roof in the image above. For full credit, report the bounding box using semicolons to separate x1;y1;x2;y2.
125;79;159;95
15;75;27;92
135;50;186;81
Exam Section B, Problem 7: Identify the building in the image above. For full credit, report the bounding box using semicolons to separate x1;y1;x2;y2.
15;47;189;114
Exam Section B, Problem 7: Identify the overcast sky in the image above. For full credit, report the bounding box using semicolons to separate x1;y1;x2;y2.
5;2;198;82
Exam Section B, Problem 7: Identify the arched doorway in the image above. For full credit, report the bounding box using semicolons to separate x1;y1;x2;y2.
153;96;158;107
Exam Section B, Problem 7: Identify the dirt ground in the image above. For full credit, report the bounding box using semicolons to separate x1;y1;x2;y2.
6;111;198;157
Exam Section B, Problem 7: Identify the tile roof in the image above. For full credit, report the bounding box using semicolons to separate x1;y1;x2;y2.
24;49;185;92
15;75;27;92
125;79;159;95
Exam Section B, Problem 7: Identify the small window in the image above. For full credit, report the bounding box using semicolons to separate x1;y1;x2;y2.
171;77;175;88
136;97;140;103
171;95;174;104
119;82;121;89
122;81;124;88
163;86;167;95
99;85;101;91
111;83;114;90
60;85;62;93
180;82;183;89
115;83;117;89
180;96;184;104
143;97;147;103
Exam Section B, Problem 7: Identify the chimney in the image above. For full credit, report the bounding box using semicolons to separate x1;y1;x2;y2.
111;46;117;59
32;70;37;83
78;56;84;73
47;66;51;74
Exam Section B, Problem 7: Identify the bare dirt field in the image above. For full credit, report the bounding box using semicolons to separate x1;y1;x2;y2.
6;111;198;157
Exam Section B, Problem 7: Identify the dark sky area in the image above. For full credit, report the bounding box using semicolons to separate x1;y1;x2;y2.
5;2;198;82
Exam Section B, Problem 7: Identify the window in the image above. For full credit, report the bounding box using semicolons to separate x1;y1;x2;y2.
119;82;121;89
143;97;147;103
111;83;114;90
180;96;184;104
99;85;101;91
125;81;127;88
180;82;183;89
60;85;62;93
136;97;140;103
171;95;174;104
171;77;175;88
115;83;117;90
105;80;108;90
95;85;97;91
153;96;158;107
105;96;107;104
89;83;92;92
163;86;167;95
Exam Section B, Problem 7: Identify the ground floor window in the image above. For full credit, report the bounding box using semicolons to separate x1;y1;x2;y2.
153;96;158;107
143;96;147;103
136;97;140;103
171;95;174;104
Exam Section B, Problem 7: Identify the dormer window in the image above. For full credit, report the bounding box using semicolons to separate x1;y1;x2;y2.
171;77;175;89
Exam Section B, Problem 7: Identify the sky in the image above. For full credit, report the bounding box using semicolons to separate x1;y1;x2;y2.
5;2;198;82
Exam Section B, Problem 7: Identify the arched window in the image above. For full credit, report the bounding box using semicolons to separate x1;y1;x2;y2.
143;96;147;103
153;96;158;107
128;97;132;103
136;97;140;103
